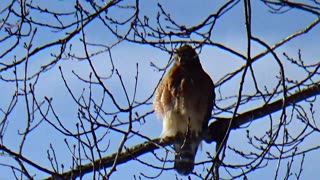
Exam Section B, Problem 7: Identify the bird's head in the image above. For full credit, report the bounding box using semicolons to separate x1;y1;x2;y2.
174;45;200;66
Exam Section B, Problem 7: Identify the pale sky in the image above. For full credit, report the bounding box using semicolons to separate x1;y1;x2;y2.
0;0;319;179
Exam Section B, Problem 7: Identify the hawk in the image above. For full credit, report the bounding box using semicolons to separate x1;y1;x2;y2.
153;45;215;175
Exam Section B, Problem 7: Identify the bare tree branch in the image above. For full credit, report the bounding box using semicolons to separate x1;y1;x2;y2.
43;83;320;179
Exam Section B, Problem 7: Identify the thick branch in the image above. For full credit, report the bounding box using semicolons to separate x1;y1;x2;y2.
207;84;320;143
45;139;167;180
45;84;320;179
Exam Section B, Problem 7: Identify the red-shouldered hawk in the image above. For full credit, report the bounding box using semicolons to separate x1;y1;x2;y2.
153;45;215;175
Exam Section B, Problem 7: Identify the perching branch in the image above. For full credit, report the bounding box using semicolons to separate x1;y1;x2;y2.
44;139;165;180
44;83;320;179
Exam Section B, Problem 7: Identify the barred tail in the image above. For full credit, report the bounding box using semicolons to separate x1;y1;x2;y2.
174;150;195;175
173;136;201;175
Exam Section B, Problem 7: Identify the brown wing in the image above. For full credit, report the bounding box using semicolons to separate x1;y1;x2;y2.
153;64;184;119
200;72;215;139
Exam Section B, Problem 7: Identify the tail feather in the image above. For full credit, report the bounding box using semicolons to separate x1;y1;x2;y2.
174;151;195;175
173;135;201;175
